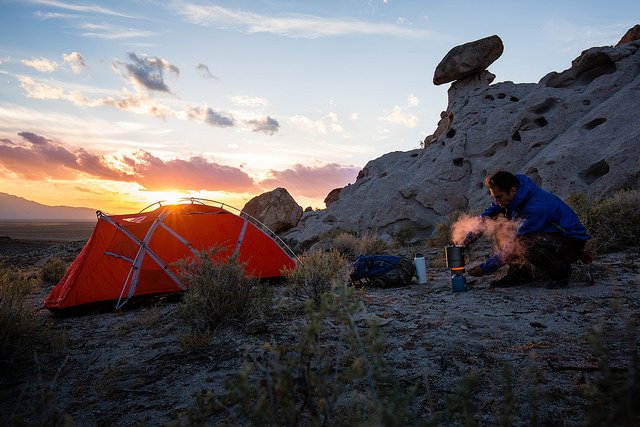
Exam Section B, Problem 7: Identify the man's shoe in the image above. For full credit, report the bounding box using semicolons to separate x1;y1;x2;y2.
546;279;568;289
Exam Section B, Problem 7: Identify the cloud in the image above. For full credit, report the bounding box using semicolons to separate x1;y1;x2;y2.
0;132;255;192
128;151;255;192
229;95;268;107
21;57;58;72
260;163;359;198
115;53;180;93
35;11;76;19
246;116;279;135
18;75;88;104
0;132;131;181
289;112;346;134
187;106;236;127
26;0;133;18
378;94;420;128
179;3;434;39
196;63;218;80
78;23;156;40
63;51;86;74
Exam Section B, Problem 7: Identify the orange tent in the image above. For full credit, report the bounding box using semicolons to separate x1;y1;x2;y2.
44;200;296;311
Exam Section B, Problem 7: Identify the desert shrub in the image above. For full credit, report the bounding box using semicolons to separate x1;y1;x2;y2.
174;285;418;426
427;210;467;247
357;231;390;255
332;232;359;260
579;318;640;426
176;249;273;330
0;266;65;377
284;249;349;307
567;190;640;253
41;257;69;286
392;225;417;247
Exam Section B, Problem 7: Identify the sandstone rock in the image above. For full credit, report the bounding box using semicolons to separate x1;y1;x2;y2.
285;32;640;250
324;188;341;207
616;24;640;46
242;187;302;234
433;35;504;85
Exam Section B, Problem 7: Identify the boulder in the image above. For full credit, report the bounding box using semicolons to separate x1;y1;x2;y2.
324;188;341;207
616;24;640;46
242;187;302;234
433;35;503;85
286;28;640;250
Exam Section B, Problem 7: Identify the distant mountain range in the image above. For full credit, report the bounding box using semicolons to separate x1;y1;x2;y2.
0;192;97;221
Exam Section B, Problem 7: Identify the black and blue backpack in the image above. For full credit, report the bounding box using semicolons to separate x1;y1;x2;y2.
349;255;415;288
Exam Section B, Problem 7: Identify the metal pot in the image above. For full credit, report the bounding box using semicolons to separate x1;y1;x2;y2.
445;245;465;269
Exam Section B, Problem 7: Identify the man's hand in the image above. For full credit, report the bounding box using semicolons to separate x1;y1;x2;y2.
467;264;485;277
462;231;481;247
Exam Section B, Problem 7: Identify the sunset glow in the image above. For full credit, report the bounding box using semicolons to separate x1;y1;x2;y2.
1;1;635;214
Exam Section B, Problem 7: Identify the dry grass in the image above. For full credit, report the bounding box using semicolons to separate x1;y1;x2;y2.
40;257;69;286
567;190;640;254
0;265;65;378
284;249;349;307
176;249;273;330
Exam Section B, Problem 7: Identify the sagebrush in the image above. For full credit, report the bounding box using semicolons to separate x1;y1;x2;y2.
567;190;640;253
176;249;272;330
284;249;349;307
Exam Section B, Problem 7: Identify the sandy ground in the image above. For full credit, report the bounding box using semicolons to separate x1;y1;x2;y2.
1;239;639;426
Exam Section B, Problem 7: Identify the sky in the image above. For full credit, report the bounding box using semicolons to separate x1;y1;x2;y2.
0;0;637;214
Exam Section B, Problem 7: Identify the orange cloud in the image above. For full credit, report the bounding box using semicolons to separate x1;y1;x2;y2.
0;132;256;193
261;163;359;198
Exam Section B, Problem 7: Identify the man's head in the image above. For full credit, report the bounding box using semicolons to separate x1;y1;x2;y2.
485;171;520;207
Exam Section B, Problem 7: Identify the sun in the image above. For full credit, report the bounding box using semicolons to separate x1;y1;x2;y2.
142;191;191;206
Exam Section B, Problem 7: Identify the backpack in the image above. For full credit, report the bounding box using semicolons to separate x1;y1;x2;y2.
349;255;415;288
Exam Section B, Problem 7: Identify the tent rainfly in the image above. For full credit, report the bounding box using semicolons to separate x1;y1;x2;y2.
44;199;297;311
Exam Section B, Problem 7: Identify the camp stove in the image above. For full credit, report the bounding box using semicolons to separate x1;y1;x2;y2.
445;245;468;293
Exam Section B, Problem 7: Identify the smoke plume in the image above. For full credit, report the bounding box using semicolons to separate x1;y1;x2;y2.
452;214;525;263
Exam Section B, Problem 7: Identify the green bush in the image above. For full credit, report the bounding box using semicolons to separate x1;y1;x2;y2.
284;249;349;307
567;190;640;253
176;249;273;330
41;257;69;286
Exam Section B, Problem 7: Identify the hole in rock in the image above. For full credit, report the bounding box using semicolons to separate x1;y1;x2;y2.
534;117;548;127
484;95;495;101
582;99;591;106
583;117;606;130
380;171;388;178
410;153;419;158
530;98;558;114
512;131;521;141
453;157;464;167
510;96;519;102
446;129;456;138
579;159;610;184
497;93;506;99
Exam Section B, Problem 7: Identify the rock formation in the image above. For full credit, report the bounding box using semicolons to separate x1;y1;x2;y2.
286;28;640;250
433;35;503;85
242;187;302;234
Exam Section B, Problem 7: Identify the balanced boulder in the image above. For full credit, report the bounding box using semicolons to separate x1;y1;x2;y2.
433;35;504;85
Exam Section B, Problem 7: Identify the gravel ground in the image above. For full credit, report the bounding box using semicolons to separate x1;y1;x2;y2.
1;240;639;426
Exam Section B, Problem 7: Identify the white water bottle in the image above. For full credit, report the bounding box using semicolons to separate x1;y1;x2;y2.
414;253;428;284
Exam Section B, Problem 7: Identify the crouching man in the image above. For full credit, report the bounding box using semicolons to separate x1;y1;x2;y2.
466;171;590;289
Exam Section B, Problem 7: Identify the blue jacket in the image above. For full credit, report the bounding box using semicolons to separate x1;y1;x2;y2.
480;174;590;274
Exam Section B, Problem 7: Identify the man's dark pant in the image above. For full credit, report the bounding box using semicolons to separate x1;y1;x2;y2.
519;233;586;280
